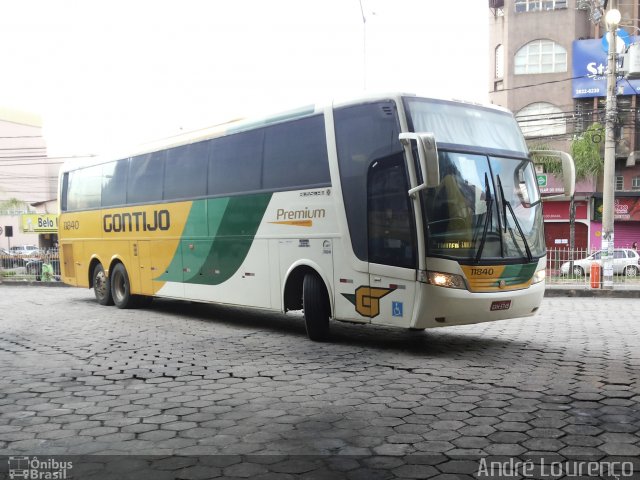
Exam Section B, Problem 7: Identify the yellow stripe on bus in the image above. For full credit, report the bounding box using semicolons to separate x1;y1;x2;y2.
460;264;534;293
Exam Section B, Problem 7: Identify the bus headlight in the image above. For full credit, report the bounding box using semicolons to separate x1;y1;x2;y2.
532;269;546;284
426;271;466;289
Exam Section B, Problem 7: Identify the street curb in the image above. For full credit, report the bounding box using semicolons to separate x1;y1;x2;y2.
0;280;69;287
544;288;640;298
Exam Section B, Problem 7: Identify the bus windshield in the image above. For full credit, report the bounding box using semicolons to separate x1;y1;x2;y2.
423;151;544;261
404;98;543;262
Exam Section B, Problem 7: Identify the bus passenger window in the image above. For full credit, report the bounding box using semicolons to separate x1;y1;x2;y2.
102;160;129;207
67;165;102;211
263;115;330;191
164;142;208;200
128;153;165;204
209;130;262;196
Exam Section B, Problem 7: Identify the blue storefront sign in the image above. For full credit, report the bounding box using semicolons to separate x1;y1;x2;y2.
572;37;640;98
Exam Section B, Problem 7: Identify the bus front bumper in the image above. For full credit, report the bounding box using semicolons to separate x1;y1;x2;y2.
411;281;545;329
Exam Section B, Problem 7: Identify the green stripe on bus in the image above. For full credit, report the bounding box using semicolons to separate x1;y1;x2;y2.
159;193;272;285
500;263;537;285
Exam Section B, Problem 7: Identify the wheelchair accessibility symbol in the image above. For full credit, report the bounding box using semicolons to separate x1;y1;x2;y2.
392;302;403;317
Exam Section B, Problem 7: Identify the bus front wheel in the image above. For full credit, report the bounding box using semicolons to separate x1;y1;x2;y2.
303;273;330;341
93;263;114;306
111;263;136;309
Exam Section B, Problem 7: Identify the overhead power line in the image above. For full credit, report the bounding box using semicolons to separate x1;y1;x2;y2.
0;162;64;167
491;74;583;94
0;135;44;139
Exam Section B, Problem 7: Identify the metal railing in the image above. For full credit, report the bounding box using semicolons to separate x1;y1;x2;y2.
0;251;61;282
2;247;639;289
546;247;640;289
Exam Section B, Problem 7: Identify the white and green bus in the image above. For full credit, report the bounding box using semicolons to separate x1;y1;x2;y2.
58;93;574;340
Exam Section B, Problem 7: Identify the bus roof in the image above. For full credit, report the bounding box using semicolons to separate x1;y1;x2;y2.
59;92;511;173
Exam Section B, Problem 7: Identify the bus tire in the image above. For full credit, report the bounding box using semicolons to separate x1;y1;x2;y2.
111;263;136;309
303;272;330;341
93;263;114;306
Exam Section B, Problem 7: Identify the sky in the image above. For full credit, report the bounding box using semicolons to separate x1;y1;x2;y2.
0;0;490;157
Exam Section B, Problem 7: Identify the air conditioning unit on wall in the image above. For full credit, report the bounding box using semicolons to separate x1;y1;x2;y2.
623;43;640;79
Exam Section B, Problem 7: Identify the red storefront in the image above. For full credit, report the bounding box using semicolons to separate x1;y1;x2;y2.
539;173;595;250
542;200;589;250
591;194;640;249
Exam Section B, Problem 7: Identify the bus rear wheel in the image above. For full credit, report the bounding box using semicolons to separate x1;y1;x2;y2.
111;263;137;309
303;273;330;341
93;263;114;306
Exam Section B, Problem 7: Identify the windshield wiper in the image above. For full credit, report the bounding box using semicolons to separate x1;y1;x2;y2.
474;173;493;263
497;175;533;262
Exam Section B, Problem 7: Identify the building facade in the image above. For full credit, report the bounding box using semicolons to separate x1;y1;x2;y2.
0;107;58;251
489;0;640;250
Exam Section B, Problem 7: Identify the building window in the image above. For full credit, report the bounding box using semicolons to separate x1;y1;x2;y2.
515;102;566;138
616;176;624;191
495;45;504;79
633;176;640;190
574;99;606;134
515;0;567;12
515;39;567;74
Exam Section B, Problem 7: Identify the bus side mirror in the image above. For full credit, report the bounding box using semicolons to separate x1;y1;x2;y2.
399;132;440;197
530;150;576;199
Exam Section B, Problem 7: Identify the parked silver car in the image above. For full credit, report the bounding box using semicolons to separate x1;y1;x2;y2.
560;248;640;276
9;245;40;256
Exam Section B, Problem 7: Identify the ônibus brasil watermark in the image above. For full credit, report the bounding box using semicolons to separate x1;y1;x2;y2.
477;457;635;479
8;456;72;480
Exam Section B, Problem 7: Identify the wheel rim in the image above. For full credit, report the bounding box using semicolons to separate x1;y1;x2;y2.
113;270;126;302
95;270;108;299
627;266;638;277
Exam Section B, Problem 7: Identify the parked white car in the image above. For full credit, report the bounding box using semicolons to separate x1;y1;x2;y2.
560;249;640;276
9;245;40;256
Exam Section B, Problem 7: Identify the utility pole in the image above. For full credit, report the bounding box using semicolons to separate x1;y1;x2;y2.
602;6;621;289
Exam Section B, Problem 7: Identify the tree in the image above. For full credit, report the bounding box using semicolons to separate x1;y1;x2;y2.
0;197;28;213
532;123;604;179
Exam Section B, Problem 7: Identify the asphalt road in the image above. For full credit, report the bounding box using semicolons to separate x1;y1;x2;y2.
0;285;638;479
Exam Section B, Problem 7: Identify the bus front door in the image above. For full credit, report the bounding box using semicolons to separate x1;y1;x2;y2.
367;155;418;328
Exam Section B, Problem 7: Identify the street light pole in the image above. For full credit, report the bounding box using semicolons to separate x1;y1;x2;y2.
601;7;621;289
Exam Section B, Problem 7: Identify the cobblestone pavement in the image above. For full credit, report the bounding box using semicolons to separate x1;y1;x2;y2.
0;286;639;479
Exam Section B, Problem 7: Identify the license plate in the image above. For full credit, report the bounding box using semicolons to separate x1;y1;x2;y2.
490;300;511;311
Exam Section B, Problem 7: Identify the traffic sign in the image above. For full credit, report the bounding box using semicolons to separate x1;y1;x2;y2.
602;28;630;54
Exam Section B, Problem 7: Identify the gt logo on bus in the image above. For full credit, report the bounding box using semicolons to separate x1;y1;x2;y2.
103;210;171;233
342;286;395;318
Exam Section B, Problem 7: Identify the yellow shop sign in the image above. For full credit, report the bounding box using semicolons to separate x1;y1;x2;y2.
21;214;58;233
